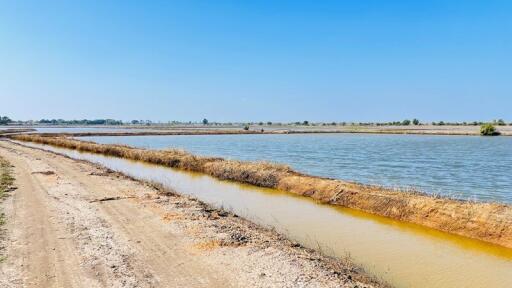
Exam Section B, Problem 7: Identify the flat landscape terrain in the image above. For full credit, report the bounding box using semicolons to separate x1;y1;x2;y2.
3;124;512;136
3;1;510;287
0;141;379;288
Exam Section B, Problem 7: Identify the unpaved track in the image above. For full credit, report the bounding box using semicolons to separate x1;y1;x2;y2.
0;141;379;288
0;142;230;287
0;147;87;287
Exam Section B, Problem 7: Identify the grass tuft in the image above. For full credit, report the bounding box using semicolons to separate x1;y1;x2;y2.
0;156;15;262
0;157;14;200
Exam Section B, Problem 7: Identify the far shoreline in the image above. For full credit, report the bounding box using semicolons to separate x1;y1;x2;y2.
1;123;511;137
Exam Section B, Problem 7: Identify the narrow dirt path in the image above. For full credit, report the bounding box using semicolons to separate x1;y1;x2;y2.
0;140;380;288
0;145;91;287
0;142;231;287
40;150;231;287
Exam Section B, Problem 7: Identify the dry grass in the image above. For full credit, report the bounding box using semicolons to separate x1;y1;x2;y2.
0;157;14;202
11;134;292;187
192;240;223;251
11;134;512;249
0;156;15;262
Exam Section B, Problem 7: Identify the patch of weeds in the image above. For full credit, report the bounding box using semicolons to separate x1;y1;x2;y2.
0;158;14;199
0;156;15;262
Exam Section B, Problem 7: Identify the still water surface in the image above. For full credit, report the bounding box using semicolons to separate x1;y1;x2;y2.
18;141;512;288
81;134;512;203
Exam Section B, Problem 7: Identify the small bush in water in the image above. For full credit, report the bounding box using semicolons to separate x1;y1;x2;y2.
480;123;500;136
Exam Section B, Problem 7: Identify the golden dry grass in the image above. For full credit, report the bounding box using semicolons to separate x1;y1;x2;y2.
11;134;512;249
192;240;223;251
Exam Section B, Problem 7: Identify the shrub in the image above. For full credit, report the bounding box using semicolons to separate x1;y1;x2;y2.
243;125;250;130
480;123;500;136
0;116;12;125
402;119;411;126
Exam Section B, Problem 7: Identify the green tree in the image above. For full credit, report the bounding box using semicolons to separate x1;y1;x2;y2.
303;120;309;126
202;118;208;125
0;116;12;125
402;119;411;126
412;118;420;125
480;123;500;136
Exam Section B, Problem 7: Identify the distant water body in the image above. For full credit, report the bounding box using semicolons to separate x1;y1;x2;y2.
81;134;512;203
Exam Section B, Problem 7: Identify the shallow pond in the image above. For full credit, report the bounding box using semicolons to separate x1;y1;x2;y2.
81;134;512;203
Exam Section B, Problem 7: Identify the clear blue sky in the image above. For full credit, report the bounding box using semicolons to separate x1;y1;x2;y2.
1;1;510;122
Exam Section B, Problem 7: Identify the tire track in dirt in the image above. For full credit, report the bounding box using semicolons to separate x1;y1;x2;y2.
0;142;231;287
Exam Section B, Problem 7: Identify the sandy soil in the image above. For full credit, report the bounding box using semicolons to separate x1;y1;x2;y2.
0;141;381;288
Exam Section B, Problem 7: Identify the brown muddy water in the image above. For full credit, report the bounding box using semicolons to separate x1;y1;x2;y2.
16;141;512;288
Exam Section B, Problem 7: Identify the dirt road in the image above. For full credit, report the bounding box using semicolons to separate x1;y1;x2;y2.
0;141;379;288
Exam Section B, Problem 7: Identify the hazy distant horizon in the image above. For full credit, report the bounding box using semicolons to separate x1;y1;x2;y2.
2;117;509;125
2;1;511;122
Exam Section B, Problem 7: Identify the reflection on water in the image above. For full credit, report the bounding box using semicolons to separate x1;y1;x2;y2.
18;141;512;288
81;134;512;203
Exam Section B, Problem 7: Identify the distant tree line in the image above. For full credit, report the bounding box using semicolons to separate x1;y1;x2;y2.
128;118;512;127
38;119;123;125
2;115;511;127
431;119;507;126
242;119;512;127
130;120;155;125
0;116;13;125
283;119;511;126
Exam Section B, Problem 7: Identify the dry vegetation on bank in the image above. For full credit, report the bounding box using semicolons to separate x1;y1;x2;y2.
0;156;15;262
0;157;14;224
11;134;512;249
0;129;36;135
0;157;14;200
